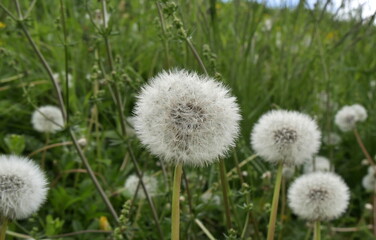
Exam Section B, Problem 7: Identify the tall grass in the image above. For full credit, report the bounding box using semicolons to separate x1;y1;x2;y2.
0;0;375;239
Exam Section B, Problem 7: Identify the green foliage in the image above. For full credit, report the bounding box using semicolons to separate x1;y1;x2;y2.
0;0;375;239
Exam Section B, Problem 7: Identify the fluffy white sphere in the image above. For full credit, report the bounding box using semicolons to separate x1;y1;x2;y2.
352;104;367;122
31;106;65;133
134;69;241;166
362;174;375;192
250;110;321;166
124;174;158;199
304;156;331;173
288;172;349;221
0;155;48;219
335;104;367;132
334;106;358;132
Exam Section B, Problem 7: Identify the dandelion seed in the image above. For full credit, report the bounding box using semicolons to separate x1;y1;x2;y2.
288;172;349;221
0;155;48;219
124;174;158;199
31;106;64;133
133;69;241;166
251;110;321;166
304;156;331;173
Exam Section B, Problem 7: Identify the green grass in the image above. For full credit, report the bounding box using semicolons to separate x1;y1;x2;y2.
0;0;376;239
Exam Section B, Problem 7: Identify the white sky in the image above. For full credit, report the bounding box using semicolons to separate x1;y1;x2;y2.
257;0;376;19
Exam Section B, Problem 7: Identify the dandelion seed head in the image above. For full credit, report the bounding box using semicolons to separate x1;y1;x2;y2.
288;172;349;221
31;105;64;133
124;174;158;199
352;104;367;122
251;110;321;166
304;156;331;173
362;173;375;192
133;69;241;166
335;104;367;132
0;155;48;220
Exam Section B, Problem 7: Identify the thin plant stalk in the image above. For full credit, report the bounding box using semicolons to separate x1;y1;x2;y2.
8;1;119;223
313;221;321;240
41;132;50;169
99;1;163;237
353;128;375;167
171;163;183;240
353;127;376;236
170;12;235;230
267;162;283;240
0;217;7;240
59;0;70;123
219;159;232;229
374;183;376;236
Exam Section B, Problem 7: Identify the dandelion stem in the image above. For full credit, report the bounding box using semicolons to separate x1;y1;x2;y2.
267;162;283;240
10;1;119;224
59;0;70;123
194;218;216;240
313;221;321;240
219;159;232;229
353;128;375;167
172;163;183;240
99;1;164;237
0;217;7;240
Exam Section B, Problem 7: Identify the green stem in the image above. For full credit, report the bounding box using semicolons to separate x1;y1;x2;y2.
59;0;70;123
0;217;8;240
313;221;321;240
219;159;232;229
267;162;283;240
171;163;183;240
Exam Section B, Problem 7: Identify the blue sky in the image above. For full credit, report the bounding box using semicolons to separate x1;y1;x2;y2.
253;0;376;19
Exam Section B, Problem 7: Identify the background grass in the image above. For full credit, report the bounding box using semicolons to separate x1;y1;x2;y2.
0;0;376;239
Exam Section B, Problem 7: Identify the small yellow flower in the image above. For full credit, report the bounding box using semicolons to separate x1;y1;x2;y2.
0;22;6;29
99;216;111;230
325;31;338;42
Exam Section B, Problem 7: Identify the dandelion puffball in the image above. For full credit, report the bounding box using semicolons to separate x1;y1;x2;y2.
31;106;64;133
133;69;241;166
334;104;367;132
362;174;375;192
124;174;158;199
251;110;321;166
0;155;48;219
288;172;349;221
303;156;331;173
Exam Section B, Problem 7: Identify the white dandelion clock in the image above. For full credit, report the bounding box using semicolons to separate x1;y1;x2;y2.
124;174;158;199
31;106;65;133
362;174;375;192
352;104;367;122
303;156;331;173
288;172;349;221
334;104;366;132
251;110;321;166
0;155;48;220
134;69;241;166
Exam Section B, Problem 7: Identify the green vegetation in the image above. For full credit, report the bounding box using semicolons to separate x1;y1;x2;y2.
0;0;375;239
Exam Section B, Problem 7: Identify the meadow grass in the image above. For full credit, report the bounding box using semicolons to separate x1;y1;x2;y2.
0;0;376;239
